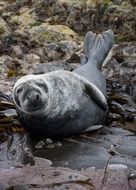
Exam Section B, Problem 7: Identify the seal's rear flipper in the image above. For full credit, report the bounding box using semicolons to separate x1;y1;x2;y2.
80;54;88;65
84;30;114;69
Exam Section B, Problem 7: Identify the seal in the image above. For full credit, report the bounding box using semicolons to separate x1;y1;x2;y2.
13;30;114;138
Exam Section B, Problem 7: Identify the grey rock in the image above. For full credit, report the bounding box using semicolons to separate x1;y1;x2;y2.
34;62;78;74
11;45;23;59
24;53;40;64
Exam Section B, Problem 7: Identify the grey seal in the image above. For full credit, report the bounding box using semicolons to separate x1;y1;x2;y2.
13;30;114;138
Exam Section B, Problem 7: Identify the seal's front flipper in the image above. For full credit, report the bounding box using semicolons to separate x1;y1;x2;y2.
82;125;104;133
85;30;114;69
84;82;108;111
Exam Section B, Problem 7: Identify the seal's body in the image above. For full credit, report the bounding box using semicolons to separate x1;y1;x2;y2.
13;30;114;138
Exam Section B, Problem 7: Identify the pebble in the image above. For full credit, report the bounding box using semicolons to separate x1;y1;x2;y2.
55;142;62;147
45;138;53;144
35;141;45;149
24;53;40;64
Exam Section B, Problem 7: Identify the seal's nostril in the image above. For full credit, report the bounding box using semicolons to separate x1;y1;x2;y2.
27;93;40;103
36;94;39;100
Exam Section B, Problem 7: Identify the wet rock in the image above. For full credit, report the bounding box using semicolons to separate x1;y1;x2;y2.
109;155;136;170
33;141;111;169
116;137;136;157
104;127;133;136
103;164;128;190
8;127;134;171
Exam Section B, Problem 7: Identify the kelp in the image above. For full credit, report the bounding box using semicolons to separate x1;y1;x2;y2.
0;91;23;142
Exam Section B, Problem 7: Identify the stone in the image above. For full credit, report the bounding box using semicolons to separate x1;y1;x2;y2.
0;17;11;36
34;62;78;74
103;164;129;190
29;23;78;44
11;45;23;58
24;53;40;64
132;87;136;102
0;55;13;78
43;40;81;61
0;1;8;14
9;7;37;31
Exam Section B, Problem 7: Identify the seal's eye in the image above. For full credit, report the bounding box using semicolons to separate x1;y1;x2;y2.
16;87;23;94
36;82;48;93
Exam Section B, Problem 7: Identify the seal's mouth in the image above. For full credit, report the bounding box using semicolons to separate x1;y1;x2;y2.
23;104;44;113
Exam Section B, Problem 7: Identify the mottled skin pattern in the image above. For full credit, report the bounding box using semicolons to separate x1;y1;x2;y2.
13;30;114;138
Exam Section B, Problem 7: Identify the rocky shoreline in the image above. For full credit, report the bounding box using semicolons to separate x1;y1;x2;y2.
0;1;136;189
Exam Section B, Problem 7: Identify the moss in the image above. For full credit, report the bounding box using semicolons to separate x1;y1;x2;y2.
7;69;17;77
29;21;42;28
102;0;111;8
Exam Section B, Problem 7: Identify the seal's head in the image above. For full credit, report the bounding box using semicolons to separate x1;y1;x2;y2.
13;75;49;115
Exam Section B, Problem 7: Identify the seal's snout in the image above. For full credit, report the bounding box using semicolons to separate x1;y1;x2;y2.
27;93;40;103
27;92;42;107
